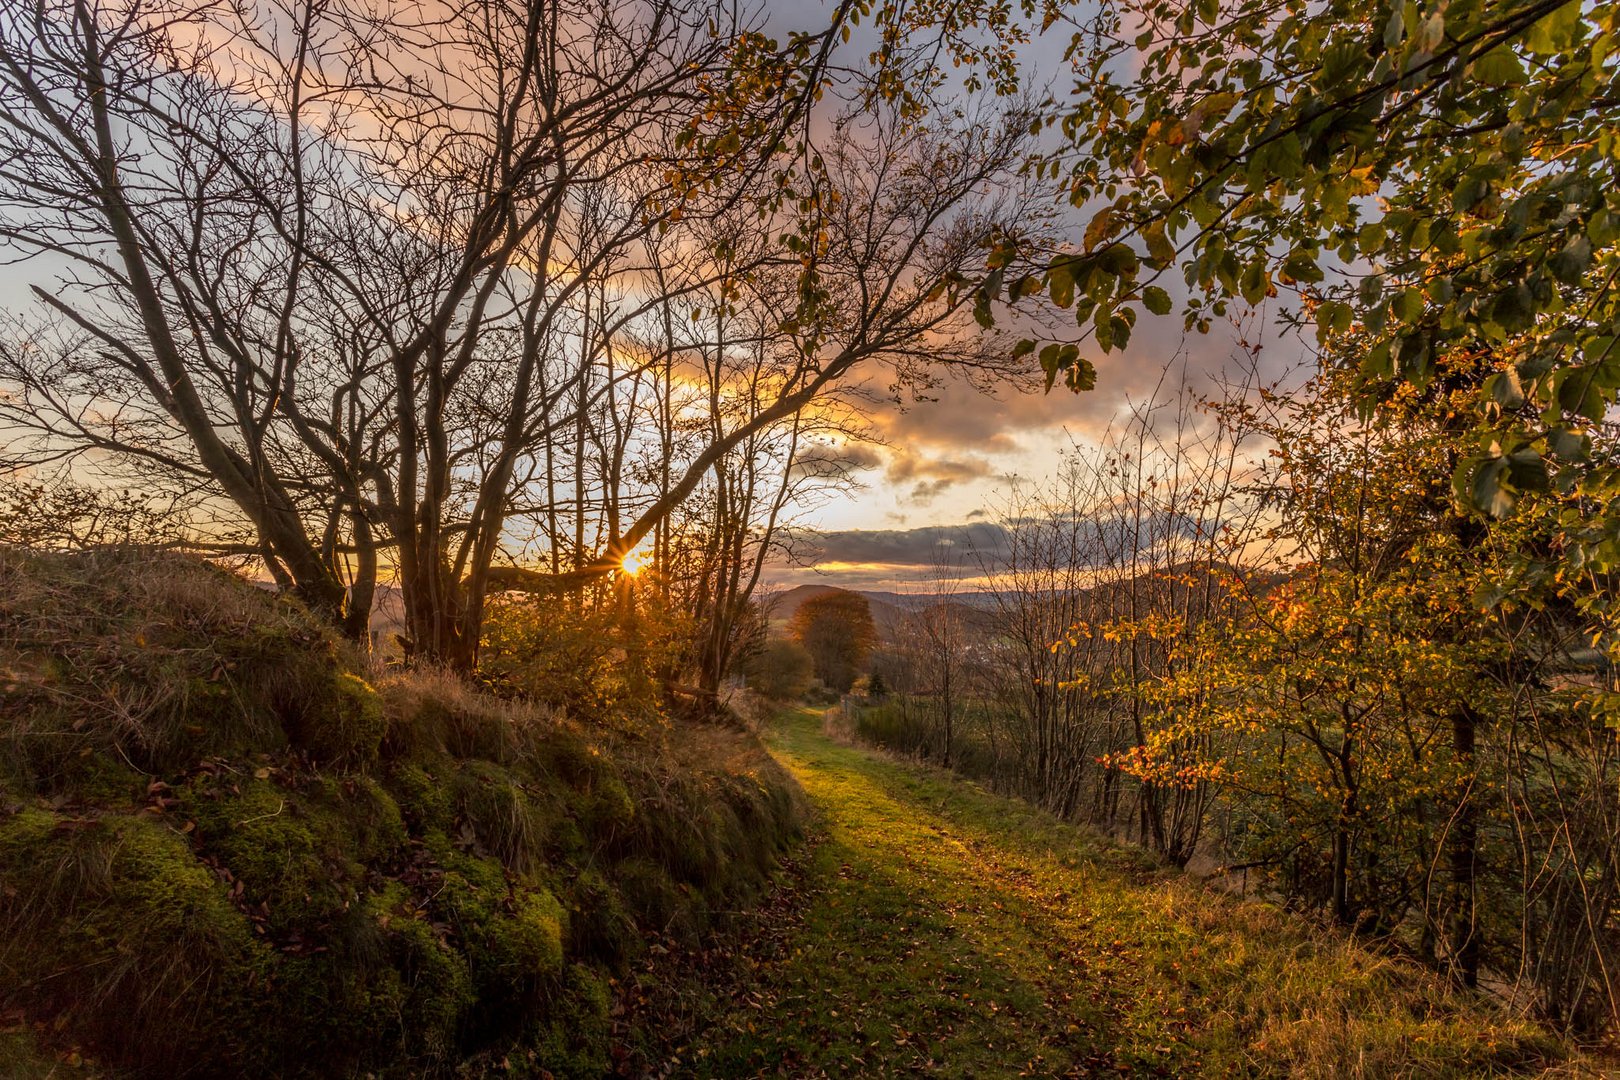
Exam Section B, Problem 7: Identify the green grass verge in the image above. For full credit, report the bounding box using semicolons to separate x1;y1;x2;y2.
680;707;1577;1079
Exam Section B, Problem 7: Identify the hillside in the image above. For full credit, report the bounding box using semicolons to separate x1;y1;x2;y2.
766;584;999;642
767;584;908;637
0;550;1592;1077
0;548;803;1078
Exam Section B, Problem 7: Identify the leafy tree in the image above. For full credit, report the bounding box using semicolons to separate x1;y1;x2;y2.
789;590;877;693
744;637;815;701
1016;0;1616;535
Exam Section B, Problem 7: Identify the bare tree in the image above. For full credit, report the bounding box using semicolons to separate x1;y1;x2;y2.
901;538;972;767
0;0;1042;670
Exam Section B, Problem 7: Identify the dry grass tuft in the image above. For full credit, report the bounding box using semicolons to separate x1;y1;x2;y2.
0;546;365;783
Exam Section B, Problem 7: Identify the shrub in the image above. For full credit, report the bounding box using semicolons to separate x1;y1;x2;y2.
743;637;814;701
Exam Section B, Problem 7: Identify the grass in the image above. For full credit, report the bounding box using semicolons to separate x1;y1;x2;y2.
678;706;1580;1079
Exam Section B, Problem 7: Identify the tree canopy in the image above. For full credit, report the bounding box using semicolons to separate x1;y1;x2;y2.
1015;0;1616;529
789;590;877;693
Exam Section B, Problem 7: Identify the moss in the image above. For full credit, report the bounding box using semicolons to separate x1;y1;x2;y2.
384;897;478;1064
319;774;407;865
581;770;636;841
38;749;143;806
0;808;272;1076
453;760;546;874
180;776;362;937
432;852;566;1044
530;964;613;1079
439;854;565;980
534;730;599;787
547;815;587;860
611;857;694;944
284;671;386;767
498;890;567;978
567;867;640;964
385;759;454;835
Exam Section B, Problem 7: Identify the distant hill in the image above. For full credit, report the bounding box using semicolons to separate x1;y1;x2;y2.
856;589;1005;612
765;584;908;637
763;584;1004;642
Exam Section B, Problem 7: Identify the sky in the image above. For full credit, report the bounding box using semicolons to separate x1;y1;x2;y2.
0;0;1312;592
766;308;1301;592
751;1;1311;592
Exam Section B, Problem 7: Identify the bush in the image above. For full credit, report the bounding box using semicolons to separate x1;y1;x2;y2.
477;593;685;726
743;637;814;701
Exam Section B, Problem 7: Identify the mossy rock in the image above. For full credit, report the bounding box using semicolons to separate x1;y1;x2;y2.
534;730;602;787
580;771;636;841
31;749;144;807
611;857;695;944
318;774;408;865
530;964;614;1079
385;758;455;836
567;867;640;965
0;807;272;1076
179;776;363;937
283;672;386;767
376;885;478;1065
452;760;546;874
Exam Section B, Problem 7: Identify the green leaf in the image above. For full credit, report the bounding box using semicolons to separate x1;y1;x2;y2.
1469;455;1518;518
1525;0;1581;55
1557;368;1608;423
1049;261;1075;310
1547;427;1588;461
1144;221;1176;266
1240;260;1269;305
1064;356;1097;392
1506;448;1550;492
1142;285;1173;315
1281;250;1323;284
1470;48;1525;86
1083;209;1115;253
1038;343;1063;390
1550;235;1593;284
1484;369;1525;411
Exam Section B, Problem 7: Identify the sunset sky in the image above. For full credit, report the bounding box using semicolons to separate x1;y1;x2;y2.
767;301;1299;591
747;2;1308;592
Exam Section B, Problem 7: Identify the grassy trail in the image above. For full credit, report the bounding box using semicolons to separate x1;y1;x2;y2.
676;707;1567;1078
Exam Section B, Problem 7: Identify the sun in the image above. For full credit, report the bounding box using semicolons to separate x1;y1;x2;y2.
619;542;653;576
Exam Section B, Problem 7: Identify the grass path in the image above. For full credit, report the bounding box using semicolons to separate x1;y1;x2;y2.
673;707;1570;1078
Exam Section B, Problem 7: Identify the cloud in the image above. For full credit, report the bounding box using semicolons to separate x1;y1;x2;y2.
788;440;884;481
781;522;1012;570
769;503;1222;590
885;452;991;484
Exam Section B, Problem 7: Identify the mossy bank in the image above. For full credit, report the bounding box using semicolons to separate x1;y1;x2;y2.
0;547;803;1078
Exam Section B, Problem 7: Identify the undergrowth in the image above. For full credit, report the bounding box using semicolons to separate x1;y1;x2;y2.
0;547;802;1078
